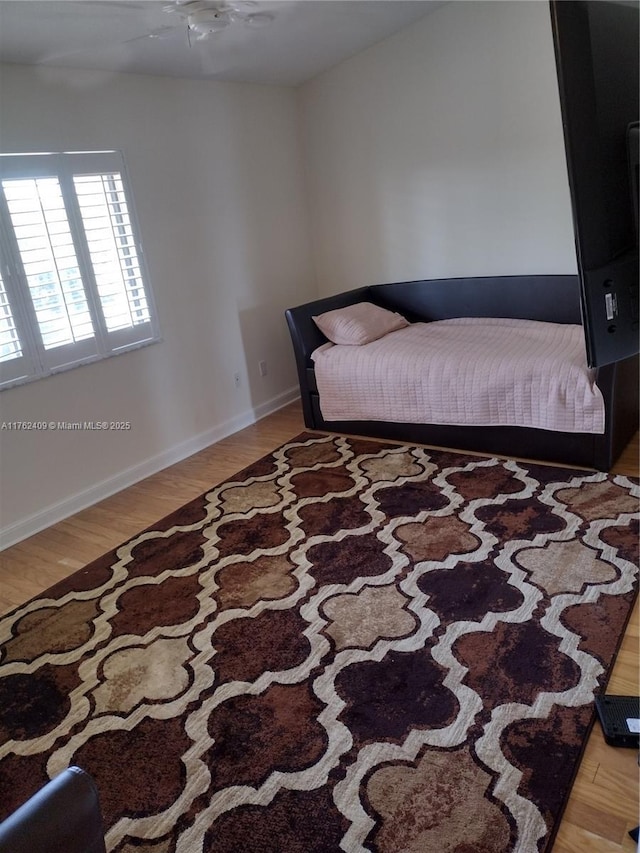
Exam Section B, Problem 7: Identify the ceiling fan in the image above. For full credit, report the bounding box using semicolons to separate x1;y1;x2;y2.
163;1;275;40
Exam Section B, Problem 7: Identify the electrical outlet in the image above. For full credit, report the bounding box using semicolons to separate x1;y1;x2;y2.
259;360;268;377
234;372;241;388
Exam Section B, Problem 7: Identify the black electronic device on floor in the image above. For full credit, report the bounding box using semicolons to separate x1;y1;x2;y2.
595;694;640;748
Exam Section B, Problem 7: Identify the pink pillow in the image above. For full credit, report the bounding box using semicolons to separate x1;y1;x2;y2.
312;302;409;345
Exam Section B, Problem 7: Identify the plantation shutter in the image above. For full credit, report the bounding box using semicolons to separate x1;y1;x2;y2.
0;151;159;389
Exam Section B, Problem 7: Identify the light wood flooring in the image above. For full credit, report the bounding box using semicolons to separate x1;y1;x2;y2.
1;400;638;851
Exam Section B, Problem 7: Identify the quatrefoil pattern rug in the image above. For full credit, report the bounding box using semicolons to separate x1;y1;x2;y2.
1;433;638;852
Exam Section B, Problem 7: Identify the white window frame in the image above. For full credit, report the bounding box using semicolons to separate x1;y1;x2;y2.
0;150;160;390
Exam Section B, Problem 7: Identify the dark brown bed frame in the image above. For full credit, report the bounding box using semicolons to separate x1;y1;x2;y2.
285;275;639;471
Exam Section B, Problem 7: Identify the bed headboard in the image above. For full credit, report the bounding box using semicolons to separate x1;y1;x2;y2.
370;275;582;324
286;275;583;373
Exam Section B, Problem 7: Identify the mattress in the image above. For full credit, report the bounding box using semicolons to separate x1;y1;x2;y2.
311;318;605;434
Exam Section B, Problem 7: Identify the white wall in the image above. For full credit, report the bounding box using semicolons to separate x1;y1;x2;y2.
299;0;578;295
0;64;315;544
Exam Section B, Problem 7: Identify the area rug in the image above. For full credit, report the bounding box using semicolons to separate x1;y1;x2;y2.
0;433;638;853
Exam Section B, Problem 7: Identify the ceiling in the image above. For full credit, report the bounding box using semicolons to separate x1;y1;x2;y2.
0;0;443;86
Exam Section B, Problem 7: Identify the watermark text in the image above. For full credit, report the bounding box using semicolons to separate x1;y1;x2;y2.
1;421;132;431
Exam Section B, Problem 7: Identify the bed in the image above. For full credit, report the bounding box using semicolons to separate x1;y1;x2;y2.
285;275;639;471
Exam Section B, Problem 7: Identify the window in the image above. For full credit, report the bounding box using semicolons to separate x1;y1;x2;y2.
0;151;160;389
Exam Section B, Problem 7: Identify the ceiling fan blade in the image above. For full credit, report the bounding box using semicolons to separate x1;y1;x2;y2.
86;1;149;9
163;0;208;14
123;25;177;45
243;12;274;28
224;1;258;11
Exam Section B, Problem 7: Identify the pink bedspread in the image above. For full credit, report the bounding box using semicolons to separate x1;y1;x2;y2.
312;318;605;434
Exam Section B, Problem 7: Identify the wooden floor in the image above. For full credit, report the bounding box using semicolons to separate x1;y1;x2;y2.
1;400;638;851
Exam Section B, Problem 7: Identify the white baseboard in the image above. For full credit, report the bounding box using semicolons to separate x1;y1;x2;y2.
1;386;300;551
